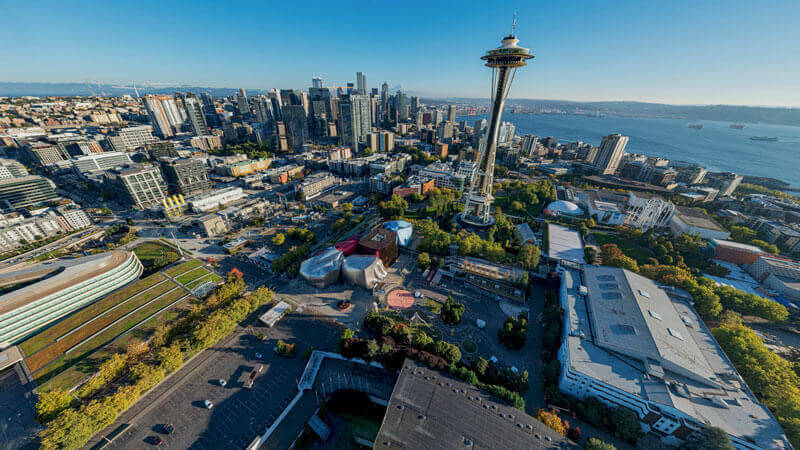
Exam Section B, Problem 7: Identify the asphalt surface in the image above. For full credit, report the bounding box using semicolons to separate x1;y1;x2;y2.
0;369;40;450
96;305;341;449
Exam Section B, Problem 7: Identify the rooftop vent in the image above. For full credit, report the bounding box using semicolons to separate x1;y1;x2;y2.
638;289;651;298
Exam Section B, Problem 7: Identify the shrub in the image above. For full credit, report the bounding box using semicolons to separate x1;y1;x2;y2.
277;339;297;357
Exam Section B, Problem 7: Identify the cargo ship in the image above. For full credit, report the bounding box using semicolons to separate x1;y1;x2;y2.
750;136;779;142
730;123;745;129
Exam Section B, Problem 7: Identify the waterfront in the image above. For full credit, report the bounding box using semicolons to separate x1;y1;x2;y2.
460;112;800;188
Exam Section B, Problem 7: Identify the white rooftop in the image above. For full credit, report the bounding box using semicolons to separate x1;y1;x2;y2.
547;223;585;264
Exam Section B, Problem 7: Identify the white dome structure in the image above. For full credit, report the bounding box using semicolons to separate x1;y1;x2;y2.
545;200;584;217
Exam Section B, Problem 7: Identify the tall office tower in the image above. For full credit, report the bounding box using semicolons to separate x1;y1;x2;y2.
520;135;539;156
267;89;283;121
447;104;457;122
282;105;308;150
279;90;308;150
199;92;219;127
371;88;378;96
312;77;323;89
433;109;444;126
497;121;515;145
339;94;371;151
345;83;355;95
356;72;367;94
410;96;419;117
395;91;408;122
253;96;275;127
380;82;389;116
416;110;424;129
370;96;379;126
309;87;333;131
143;94;180;138
593;134;629;175
460;31;533;227
236;89;250;116
183;96;210;136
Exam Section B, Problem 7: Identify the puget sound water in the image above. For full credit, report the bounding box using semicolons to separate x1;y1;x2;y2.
459;112;800;189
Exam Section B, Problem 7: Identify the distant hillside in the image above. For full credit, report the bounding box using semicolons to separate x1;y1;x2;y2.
438;97;800;127
0;82;269;98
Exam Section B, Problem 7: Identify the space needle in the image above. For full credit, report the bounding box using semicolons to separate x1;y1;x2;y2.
459;21;534;227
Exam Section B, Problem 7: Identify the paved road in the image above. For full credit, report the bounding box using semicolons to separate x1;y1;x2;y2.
95;305;340;450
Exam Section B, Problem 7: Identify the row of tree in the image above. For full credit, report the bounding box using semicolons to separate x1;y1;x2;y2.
38;277;273;450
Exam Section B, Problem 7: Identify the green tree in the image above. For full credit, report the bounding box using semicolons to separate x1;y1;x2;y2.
441;296;465;325
585;438;617;450
416;252;431;269
680;426;734;450
363;147;373;156
272;233;286;246
609;407;643;443
433;340;462;365
517;244;541;269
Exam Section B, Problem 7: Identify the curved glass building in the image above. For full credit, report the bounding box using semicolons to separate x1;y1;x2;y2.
0;250;143;348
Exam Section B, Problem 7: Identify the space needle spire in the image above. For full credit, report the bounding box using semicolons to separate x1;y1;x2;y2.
460;20;534;227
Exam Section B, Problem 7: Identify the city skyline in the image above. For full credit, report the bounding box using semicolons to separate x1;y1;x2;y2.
3;0;800;107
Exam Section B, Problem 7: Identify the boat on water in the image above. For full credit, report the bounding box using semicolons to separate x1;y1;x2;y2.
688;123;704;129
730;123;745;129
750;136;779;142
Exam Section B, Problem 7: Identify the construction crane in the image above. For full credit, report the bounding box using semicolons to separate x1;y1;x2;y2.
83;80;98;98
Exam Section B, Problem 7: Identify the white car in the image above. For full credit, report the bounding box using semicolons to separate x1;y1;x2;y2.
203;400;214;409
218;379;227;387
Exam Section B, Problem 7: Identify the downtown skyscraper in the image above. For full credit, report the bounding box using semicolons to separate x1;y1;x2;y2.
339;94;371;151
356;72;367;95
143;94;183;138
594;134;629;175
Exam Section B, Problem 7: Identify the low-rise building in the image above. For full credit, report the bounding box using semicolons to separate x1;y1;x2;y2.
558;265;790;449
188;186;245;213
0;175;59;211
298;171;338;200
669;206;730;240
195;214;227;236
159;157;212;196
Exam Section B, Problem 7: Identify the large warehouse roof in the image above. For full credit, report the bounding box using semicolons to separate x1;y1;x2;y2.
375;360;578;450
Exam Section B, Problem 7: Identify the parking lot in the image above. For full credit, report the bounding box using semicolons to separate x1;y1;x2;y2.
0;368;40;450
99;305;341;449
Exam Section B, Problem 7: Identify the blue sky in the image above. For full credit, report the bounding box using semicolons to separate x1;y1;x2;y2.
2;0;799;106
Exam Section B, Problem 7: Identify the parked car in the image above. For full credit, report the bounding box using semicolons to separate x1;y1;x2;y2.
161;424;174;435
203;400;214;409
218;379;227;387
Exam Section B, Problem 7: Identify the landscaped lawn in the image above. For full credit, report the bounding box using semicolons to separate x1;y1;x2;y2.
39;296;195;392
424;298;443;314
175;267;211;285
592;232;655;265
25;280;179;374
164;259;204;277
185;273;222;290
32;288;190;385
19;273;166;356
132;241;180;271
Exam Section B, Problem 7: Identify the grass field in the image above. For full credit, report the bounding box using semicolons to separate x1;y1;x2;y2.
164;259;204;277
25;280;178;374
40;296;196;392
19;273;166;356
592;232;655;265
133;241;180;270
174;266;211;285
32;287;190;385
184;273;222;290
